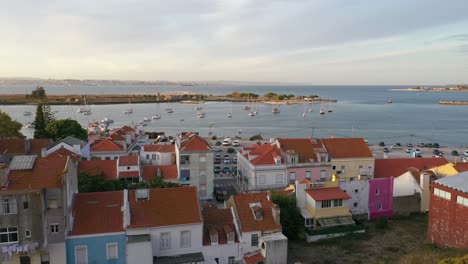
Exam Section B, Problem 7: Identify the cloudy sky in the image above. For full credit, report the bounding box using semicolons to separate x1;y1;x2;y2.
1;0;468;84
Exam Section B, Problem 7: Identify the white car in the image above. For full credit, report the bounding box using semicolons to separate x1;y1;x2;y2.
223;157;231;164
232;140;240;147
464;150;468;157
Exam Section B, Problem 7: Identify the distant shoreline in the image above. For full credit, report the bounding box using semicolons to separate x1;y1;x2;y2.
391;86;468;92
0;93;337;106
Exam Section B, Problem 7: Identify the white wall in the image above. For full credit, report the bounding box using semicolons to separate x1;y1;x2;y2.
202;243;239;264
339;180;369;214
126;223;203;258
239;231;261;256
48;242;66;264
127;240;152;264
140;150;173;165
393;172;421;197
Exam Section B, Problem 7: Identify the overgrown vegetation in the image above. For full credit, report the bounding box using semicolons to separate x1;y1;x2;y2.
270;192;305;240
46;119;87;141
0;111;24;138
438;254;468;264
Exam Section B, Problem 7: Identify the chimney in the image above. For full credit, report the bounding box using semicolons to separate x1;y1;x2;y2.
122;189;130;228
25;139;30;155
271;203;281;225
0;165;9;188
41;148;47;158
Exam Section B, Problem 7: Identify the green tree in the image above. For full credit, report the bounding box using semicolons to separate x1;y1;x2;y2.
34;104;48;138
78;173;129;193
46;119;87;141
135;177;179;189
31;86;46;99
0;111;25;139
438;254;468;264
43;103;55;125
270;192;306;240
264;92;278;99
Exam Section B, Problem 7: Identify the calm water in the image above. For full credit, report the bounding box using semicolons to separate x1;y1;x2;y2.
0;84;467;147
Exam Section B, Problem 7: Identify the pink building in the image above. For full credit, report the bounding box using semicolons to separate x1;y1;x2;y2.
368;177;394;219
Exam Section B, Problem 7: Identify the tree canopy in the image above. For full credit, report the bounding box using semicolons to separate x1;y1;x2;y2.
0;111;25;139
46;119;87;141
30;86;47;100
270;192;306;240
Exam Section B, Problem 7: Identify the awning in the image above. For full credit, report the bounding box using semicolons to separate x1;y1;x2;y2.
154;252;204;264
317;216;355;227
300;208;313;219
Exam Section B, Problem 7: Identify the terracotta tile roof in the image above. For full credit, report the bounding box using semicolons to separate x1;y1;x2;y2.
69;191;124;236
178;133;212;152
202;205;238;246
29;139;54;155
121;126;135;133
454;163;468;173
119;171;140;178
299;179;312;184
128;187;201;228
0;139;26;155
118;155;139;166
374;158;449;178
91;139;123;152
142;165;178;181
306;187;351;201
248;144;283;166
78;160;117;180
244;253;264;264
273;189;295;196
142;144;175;153
109;132;126;141
321;138;372;159
276;138;318;162
48;147;81;162
6;156;69;190
231;192;281;232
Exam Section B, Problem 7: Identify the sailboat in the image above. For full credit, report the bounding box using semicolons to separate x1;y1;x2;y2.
302;106;307;117
124;99;133;114
327;103;333;113
243;96;251;110
272;103;280;114
309;103;314;112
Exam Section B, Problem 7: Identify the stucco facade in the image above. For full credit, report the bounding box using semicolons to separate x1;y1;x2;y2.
176;149;214;200
368;177;393;219
66;233;126;264
339;180;369;216
332;157;375;181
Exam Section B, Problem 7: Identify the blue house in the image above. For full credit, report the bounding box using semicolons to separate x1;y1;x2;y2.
66;191;126;264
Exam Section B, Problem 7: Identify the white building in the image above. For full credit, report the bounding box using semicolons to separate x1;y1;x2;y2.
45;136;90;160
140;144;175;165
117;155;141;183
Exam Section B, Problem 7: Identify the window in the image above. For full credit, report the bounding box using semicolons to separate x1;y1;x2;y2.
106;243;118;260
320;170;327;181
180;231;191;248
359;165;363;169
160;232;171;249
114;157;118;160
25;229;31;238
210;233;218;244
332;165;336;170
354;202;358;207
378;203;383;210
354;189;358;193
20;255;30;264
227;232;235;243
157;154;160;160
320;155;327;162
341;165;345;172
23;201;29;210
0;198;17;215
152;154;156;159
333;199;343;207
457;196;468;207
251;234;259;247
50;224;59;233
289;172;296;184
40;253;50;264
215;258;219;264
75;246;88;264
375;188;380;195
434;188;451;200
47;197;58;209
276;174;283;184
200;156;206;162
0;227;18;243
259;175;266;185
305;171;311;180
126;166;130;170
180;170;190;181
146;154;150;159
291;156;296;163
228;257;235;264
180;155;190;164
305;218;313;227
321;200;331;208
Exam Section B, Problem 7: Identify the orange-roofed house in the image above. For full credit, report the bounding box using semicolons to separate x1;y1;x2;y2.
117;155;141;183
140;144;176;165
66;191;126;264
46;136;90;160
0;138;53;164
226;192;288;264
124;187;205;263
295;180;363;242
142;165;179;183
176;133;214;200
321;138;375;181
90;138;127;160
0;155;78;264
78;159;118;180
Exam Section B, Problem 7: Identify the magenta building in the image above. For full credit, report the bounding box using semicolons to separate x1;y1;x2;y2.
368;177;394;219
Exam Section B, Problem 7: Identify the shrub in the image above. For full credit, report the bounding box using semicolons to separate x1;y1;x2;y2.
375;217;389;229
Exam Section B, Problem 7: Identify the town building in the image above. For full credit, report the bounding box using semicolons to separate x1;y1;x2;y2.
0;139;53;164
0;155;77;264
428;171;468;249
78;159;117;180
140;144;175;165
175;133;214;200
117;155;141;183
142;165;178;183
45;136;90;160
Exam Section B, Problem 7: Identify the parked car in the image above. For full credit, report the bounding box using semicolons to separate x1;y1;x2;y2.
405;148;412;153
215;141;222;146
214;147;223;152
414;149;422;155
433;143;440;148
227;148;236;153
232;140;240;147
426;143;433;148
417;142;425;147
406;143;414;148
383;147;390;153
222;138;232;146
214;166;221;173
214;158;221;164
215;153;221;159
463;157;468;162
222;167;231;173
415;154;423;158
451;150;459;156
464;150;468;157
214;186;227;201
433;149;440;155
223;157;231;164
390;144;402;149
233;158;238;164
379;142;385;147
232;166;237;176
224;154;230;158
212;135;217;140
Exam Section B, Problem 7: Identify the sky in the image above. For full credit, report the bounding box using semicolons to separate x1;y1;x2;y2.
1;0;468;85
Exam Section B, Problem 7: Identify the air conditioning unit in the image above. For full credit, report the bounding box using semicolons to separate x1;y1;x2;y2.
136;189;149;200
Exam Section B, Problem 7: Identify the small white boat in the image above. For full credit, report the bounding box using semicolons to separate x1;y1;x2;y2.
320;109;325;115
23;111;32;116
302;112;307;117
195;106;203;111
179;119;184;122
152;115;161;120
327;103;333;113
124;108;133;114
197;113;206;118
242;105;250;110
238;130;243;134
248;112;255;116
165;108;173;113
227;113;232;118
143;117;151;122
272;107;280;114
82;109;92;115
100;117;114;124
77;107;86;113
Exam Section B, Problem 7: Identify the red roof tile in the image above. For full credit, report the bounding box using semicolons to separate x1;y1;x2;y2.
179;133;212;151
0;139;27;155
78;160;117;180
230;192;281;232
91;139;123;152
118;155;139;166
29;139;54;155
128;187;201;228
48;147;81;162
374;158;449;178
109;132;126;141
244;253;264;264
321;138;372;158
6;156;69;190
142;165;178;181
142;144;175;153
306;187;351;201
248;144;283;166
276;138;318;162
202;205;237;246
454;163;468;173
121;126;135;133
69;191;124;236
